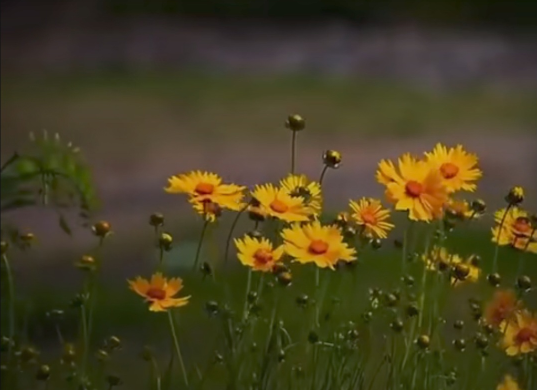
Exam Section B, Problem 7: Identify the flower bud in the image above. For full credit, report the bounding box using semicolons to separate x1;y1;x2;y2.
205;300;219;316
416;335;430;349
19;346;39;363
505;186;524;205
75;255;96;271
159;232;173;251
453;263;470;281
0;240;8;255
149;213;164;227
391;319;404;333
200;262;212;277
517;275;532;291
285;114;306;132
105;336;122;351
470;199;486;214
296;294;309;308
322;150;342;169
474;333;488;349
370;238;382;250
35;365;51;381
453;320;464;330
92;221;111;238
95;349;109;362
487;273;501;287
406;303;419;317
277;271;292;287
452;339;466;352
307;331;319;344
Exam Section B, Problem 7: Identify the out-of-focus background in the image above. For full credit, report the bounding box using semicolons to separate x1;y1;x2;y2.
1;1;537;387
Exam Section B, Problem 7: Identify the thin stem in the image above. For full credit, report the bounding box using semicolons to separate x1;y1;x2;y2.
318;165;329;186
193;220;209;272
314;267;321;328
1;254;16;367
517;227;536;276
80;304;89;380
242;269;252;321
290;130;297;174
224;204;248;267
167;311;189;387
492;205;511;273
150;356;163;390
1;152;19;173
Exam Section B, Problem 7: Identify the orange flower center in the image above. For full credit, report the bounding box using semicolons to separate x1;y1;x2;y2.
270;199;289;213
253;248;273;265
405;180;423;197
515;327;536;344
440;163;459;179
513;217;531;233
195;182;215;195
308;239;329;255
146;287;166;300
361;211;377;225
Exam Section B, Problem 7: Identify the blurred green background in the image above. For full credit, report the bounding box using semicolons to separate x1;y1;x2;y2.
1;1;537;388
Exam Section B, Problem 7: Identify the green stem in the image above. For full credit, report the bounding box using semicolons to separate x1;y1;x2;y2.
242;269;252;321
318;165;328;186
314;267;321;328
290;130;297;174
0;152;19;173
150;356;163;390
80;304;89;380
1;254;16;368
193;221;209;272
492;205;511;273
167;311;189;387
224;204;248;267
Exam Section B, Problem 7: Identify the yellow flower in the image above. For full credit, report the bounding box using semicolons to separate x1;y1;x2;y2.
378;154;448;221
234;235;284;272
497;375;521;390
128;273;190;312
281;220;356;269
501;310;537;356
349;197;394;239
485;289;520;328
424;143;482;193
376;159;399;185
190;199;223;222
449;255;481;287
280;174;322;215
445;198;479;220
492;208;537;253
165;171;245;210
251;184;312;223
422;246;457;272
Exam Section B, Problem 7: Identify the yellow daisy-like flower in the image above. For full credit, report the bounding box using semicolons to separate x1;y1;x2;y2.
165;171;245;210
376;159;399;185
251;184;312;223
377;154;448;222
128;273;190;312
281;220;356;269
280;174;323;216
190;199;224;222
497;375;521;390
501;310;537;356
485;289;520;328
234;235;284;272
450;255;481;287
492;208;537;253
422;246;458;272
424;143;482;193
349;197;394;239
445;198;479;220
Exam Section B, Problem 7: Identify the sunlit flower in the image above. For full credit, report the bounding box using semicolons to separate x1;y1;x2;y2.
378;154;448;221
165;171;245;210
234;235;284;272
422;246;458;272
281;220;356;269
252;184;312;223
485;289;520;328
280;174;322;215
450;255;481;287
190;199;223;222
128;273;190;312
492;208;537;253
424;143;482;193
497;375;521;390
445;198;480;220
349;198;394;239
501;310;537;356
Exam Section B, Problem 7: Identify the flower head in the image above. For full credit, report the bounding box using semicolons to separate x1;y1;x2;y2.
165;171;245;210
281;220;356;269
349;197;394;239
424;143;482;193
128;273;190;312
501;310;537;356
492;208;537;253
234;235;284;272
252;184;312;223
378;154;448;221
449;255;481;287
445;198;480;220
485;289;520;328
280;174;322;216
497;375;521;390
422;246;457;272
190;199;223;222
506;186;524;206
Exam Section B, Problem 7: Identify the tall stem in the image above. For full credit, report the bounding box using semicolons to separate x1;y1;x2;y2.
290;130;297;174
492;205;511;273
242;269;252;321
318;165;328;186
224;204;248;267
80;304;89;380
193;221;209;272
167;311;189;387
1;254;16;367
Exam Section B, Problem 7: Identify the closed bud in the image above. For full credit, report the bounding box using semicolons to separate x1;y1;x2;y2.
96;349;109;362
416;335;430;349
470;199;486;213
35;365;51;381
385;293;399;307
362;311;373;323
391;319;404;333
370;238;382;250
505;186;524;205
474;333;488;349
277;271;292;287
61;344;77;364
285;114;306;132
246;230;263;239
402;275;415;287
307;331;319;344
158;232;173;251
453;263;470;281
149;213;164;227
200;262;213;277
482;323;494;336
92;221;111;238
19;346;39;363
278;349;286;362
106;374;123;387
517;275;532;291
248;206;266;222
272;263;289;276
453;320;464;330
322;150;342;169
105;336;122;351
469;255;481;267
347;329;360;340
75;255;96;271
295;294;309;308
453;339;466;352
487;273;501;287
406;303;419;318
205;300;219;316
247;291;258;304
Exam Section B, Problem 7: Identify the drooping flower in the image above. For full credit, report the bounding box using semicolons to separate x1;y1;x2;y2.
349;197;394;239
485;289;520;328
501;310;537;356
165;171;245;210
492;208;537;253
377;154;448;221
234;235;284;272
190;199;223;222
497;375;521;390
280;174;323;216
424;143;482;193
281;220;356;269
445;198;480;220
128;273;190;312
251;184;312;223
422;246;458;272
